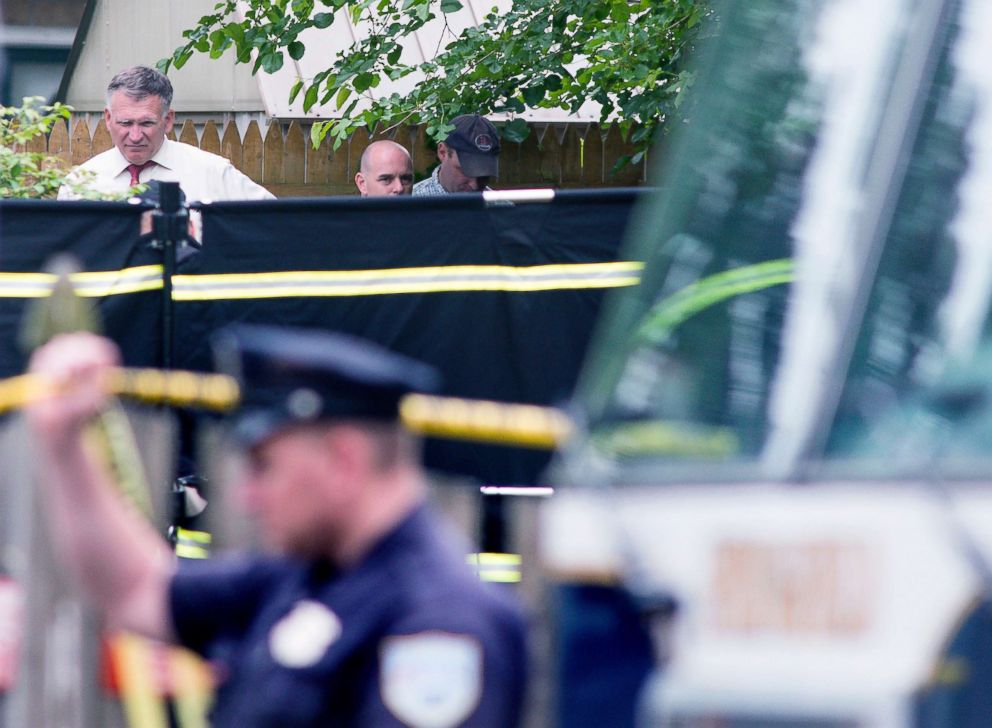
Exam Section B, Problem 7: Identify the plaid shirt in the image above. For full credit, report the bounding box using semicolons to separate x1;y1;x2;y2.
412;167;448;196
412;166;493;196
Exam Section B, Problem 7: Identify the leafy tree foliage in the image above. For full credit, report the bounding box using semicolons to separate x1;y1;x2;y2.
0;97;75;198
1;98;142;199
160;0;710;165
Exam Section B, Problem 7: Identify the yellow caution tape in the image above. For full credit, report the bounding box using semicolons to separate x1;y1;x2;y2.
175;528;212;560
467;552;523;584
0;368;240;415
401;393;573;449
0;370;573;449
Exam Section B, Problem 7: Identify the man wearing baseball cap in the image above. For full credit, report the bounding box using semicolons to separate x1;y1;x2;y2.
413;114;502;195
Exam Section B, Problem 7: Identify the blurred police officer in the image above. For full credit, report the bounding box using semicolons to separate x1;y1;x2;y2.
26;325;528;727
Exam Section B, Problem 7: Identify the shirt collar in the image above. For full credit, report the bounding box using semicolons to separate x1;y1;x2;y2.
109;139;173;176
149;138;176;171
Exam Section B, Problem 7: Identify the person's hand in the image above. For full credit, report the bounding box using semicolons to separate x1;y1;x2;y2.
26;333;120;447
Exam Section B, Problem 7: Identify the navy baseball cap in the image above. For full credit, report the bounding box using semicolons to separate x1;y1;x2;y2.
212;324;441;448
444;114;501;177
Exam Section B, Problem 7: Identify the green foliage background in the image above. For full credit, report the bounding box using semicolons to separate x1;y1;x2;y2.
0;97;74;198
160;0;711;165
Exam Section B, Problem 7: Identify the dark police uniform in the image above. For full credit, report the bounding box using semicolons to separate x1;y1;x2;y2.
167;324;528;727
170;505;527;727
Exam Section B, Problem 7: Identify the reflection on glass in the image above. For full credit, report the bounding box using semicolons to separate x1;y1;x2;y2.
567;0;992;482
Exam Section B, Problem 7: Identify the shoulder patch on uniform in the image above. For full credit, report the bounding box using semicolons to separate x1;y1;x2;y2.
380;631;483;728
268;600;341;668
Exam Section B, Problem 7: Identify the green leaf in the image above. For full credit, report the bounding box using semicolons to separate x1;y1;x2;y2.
224;21;245;44
289;78;304;103
260;51;284;73
502;118;529;143
304;84;320;111
312;12;334;29
610;0;630;22
288;40;305;60
209;29;226;51
311;120;332;148
522;83;545;107
173;50;193;70
354;72;375;92
335;85;352;109
505;97;526;113
440;0;462;12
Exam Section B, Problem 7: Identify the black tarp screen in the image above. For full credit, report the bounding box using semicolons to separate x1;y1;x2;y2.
0;191;644;483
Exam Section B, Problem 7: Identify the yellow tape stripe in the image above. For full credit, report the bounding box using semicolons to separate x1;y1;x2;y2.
401;393;573;449
178;262;641;284
0;266;164;298
0;262;640;300
108;633;170;728
172;262;643;300
176;528;212;545
176;544;210;560
467;552;523;566
0;372;572;453
468;553;523;583
479;571;522;584
0;369;240;416
169;647;213;728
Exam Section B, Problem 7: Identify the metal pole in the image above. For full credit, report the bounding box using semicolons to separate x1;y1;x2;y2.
152;182;184;371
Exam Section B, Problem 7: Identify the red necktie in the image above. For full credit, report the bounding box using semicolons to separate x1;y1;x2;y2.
127;161;155;184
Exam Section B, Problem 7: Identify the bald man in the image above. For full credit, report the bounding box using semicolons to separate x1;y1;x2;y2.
354;140;414;197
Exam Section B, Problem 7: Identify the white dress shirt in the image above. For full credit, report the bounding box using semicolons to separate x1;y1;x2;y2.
57;139;275;202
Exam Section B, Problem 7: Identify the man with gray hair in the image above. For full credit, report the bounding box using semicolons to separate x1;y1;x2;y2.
59;65;274;202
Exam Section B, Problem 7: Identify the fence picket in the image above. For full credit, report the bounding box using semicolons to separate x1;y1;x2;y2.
25;133;46;155
560;124;585;188
262;123;285;184
514;126;544;188
200;121;221;156
242;121;264;181
70;119;93;166
284;121;305;184
47;119;71;168
92;120;113;155
537;123;564;188
221;122;244;172
325;128;350;191
178;120;198;148
583;127;604;186
348;127;371;180
305;125;331;187
602;125;643;186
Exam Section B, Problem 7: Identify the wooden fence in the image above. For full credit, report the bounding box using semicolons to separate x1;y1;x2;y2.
26;117;649;197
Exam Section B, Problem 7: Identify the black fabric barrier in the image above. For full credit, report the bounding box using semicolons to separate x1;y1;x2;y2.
0;199;158;374
0;192;645;484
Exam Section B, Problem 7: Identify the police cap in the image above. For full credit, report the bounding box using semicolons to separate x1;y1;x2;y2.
212;324;441;447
